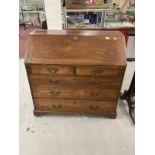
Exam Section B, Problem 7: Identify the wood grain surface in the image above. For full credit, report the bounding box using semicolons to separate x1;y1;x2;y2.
25;30;126;118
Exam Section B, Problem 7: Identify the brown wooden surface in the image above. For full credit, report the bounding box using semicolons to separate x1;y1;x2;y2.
25;30;126;118
29;75;122;89
32;86;119;101
76;66;124;77
26;29;126;66
34;99;116;115
30;65;74;76
33;110;117;118
29;64;125;77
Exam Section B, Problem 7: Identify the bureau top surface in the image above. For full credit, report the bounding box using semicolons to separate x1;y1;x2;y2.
26;29;126;66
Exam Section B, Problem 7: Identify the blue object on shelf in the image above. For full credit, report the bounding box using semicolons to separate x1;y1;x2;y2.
89;13;97;24
74;15;84;21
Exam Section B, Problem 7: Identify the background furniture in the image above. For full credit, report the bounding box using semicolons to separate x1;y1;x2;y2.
64;8;135;29
19;4;46;28
120;31;135;124
120;72;135;123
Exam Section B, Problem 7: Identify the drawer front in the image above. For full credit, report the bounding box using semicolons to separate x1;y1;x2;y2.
32;87;119;101
76;66;123;77
29;75;123;89
30;65;74;76
34;99;116;114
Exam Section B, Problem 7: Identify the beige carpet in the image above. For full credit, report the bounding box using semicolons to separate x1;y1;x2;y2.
19;59;135;155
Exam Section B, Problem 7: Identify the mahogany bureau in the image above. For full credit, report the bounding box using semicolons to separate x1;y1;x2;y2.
25;29;126;118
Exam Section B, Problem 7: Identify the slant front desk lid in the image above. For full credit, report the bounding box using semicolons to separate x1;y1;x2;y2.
26;29;126;66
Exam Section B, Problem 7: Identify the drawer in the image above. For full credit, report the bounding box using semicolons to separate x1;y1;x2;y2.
76;66;123;77
32;86;119;101
34;99;116;114
29;75;122;89
30;65;74;76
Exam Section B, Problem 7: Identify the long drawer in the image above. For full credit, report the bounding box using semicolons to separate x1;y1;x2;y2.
29;75;122;89
32;86;119;100
34;99;116;114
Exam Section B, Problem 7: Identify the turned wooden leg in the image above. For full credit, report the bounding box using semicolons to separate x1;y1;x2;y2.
120;91;128;100
120;73;135;124
127;96;135;124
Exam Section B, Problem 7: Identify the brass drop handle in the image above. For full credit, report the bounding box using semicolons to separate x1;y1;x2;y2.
89;105;99;110
73;36;78;41
50;91;61;96
49;79;60;84
52;104;62;109
92;68;103;74
48;67;58;74
91;91;100;96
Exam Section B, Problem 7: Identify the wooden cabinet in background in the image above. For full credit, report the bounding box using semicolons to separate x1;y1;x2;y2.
25;29;126;118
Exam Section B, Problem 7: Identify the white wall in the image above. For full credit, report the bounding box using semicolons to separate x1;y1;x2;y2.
126;36;135;59
44;0;62;30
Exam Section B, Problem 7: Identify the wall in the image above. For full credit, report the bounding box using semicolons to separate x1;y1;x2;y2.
44;0;62;30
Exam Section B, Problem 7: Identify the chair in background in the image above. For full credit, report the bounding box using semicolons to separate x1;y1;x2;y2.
120;31;135;124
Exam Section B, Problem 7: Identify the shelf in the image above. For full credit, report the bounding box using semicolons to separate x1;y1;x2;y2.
65;9;104;12
104;22;135;29
19;11;45;14
65;8;135;12
64;8;135;29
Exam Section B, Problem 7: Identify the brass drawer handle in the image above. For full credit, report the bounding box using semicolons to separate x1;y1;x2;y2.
49;80;60;84
89;105;99;110
92;68;103;74
73;36;78;41
48;67;58;74
91;92;100;96
52;104;62;109
50;91;61;96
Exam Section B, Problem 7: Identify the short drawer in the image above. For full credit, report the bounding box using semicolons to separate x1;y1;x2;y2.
76;66;123;77
34;99;116;114
30;65;74;76
32;86;119;101
29;75;123;89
